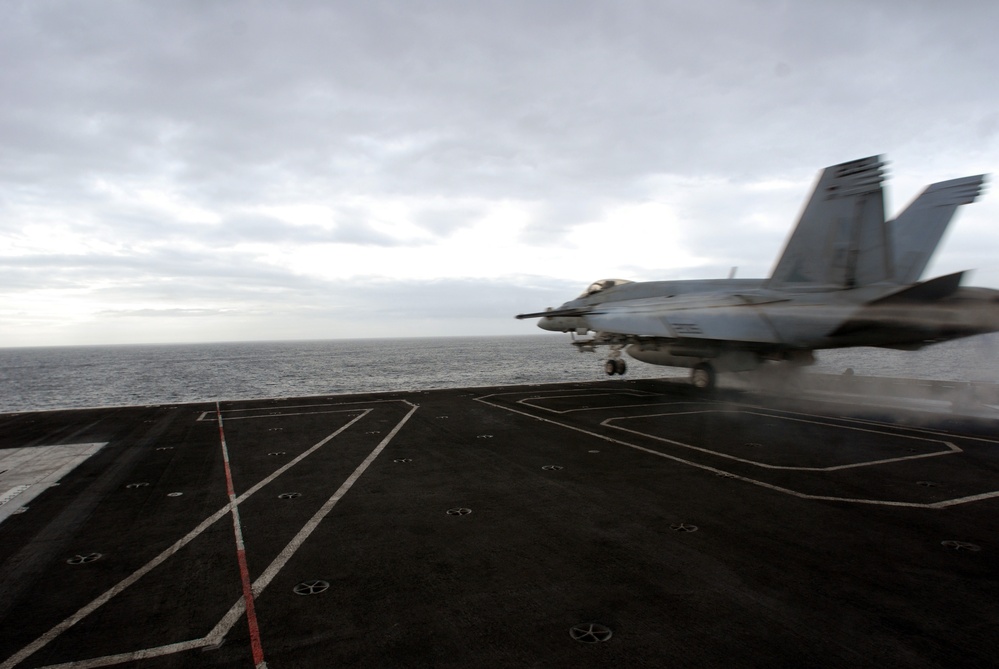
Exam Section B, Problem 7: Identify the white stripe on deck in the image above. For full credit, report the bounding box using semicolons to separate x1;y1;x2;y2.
2;402;417;669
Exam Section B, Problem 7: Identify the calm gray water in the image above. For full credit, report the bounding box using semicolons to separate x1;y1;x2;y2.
1;334;998;413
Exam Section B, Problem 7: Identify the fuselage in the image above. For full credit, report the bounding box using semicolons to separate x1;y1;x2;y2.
538;277;999;365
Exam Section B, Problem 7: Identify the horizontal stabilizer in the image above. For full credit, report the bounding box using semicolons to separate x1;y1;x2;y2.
891;175;987;284
870;271;965;305
830;271;970;340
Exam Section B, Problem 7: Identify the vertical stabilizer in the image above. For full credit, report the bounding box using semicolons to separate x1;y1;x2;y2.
768;156;889;290
890;175;986;284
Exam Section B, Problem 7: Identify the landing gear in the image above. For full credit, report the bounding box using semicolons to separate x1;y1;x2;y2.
691;362;716;390
604;358;627;376
603;345;627;376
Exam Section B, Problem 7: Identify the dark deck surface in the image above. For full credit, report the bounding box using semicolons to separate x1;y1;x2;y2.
1;378;998;668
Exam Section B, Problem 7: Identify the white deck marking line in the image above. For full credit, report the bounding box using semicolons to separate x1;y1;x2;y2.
1;409;374;669
515;391;668;415
726;399;999;445
523;400;687;415
1;505;236;669
217;399;404;415
478;388;661;401
195;398;402;421
33;400;421;669
931;490;999;508
474;395;999;509
831;414;999;445
480;388;683;416
519;391;657;400
252;400;419;594
215;402;267;669
35;640;217;669
197;409;367;422
602;409;959;471
791;389;999;418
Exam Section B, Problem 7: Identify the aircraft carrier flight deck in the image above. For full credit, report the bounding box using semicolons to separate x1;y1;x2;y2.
1;377;998;668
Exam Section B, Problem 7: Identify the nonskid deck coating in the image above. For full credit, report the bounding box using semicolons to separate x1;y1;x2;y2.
0;378;998;668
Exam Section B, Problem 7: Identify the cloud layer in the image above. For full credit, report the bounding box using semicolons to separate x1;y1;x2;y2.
2;1;998;345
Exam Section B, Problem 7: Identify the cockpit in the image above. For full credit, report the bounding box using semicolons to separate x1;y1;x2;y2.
577;278;633;298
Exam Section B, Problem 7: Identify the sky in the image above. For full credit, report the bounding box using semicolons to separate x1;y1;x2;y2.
2;1;998;347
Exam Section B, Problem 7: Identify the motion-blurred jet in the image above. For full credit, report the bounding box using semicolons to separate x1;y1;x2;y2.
517;156;994;389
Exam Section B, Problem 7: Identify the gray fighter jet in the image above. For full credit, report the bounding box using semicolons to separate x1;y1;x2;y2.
517;156;994;389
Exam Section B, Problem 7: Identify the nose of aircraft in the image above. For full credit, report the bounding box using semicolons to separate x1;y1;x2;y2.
538;314;587;332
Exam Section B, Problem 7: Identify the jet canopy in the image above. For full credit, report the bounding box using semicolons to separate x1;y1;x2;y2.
578;278;633;298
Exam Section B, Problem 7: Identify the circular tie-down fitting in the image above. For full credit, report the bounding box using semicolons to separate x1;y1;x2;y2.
476;434;493;439
446;507;472;516
268;451;286;456
542;465;564;471
278;492;302;500
670;523;699;532
744;442;762;448
941;540;981;552
125;482;149;489
393;458;413;463
570;623;613;644
155;447;174;451
294;580;330;595
67;553;102;565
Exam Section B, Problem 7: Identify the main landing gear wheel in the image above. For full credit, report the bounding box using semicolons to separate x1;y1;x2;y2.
691;363;716;390
604;359;627;376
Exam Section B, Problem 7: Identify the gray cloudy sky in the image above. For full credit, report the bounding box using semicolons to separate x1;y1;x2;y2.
2;1;998;346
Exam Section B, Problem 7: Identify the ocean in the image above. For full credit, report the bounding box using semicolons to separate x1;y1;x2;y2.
1;333;998;414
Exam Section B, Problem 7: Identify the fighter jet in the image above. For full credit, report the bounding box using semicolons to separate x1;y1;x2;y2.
517;156;995;389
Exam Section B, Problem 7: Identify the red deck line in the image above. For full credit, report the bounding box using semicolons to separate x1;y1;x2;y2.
216;402;267;668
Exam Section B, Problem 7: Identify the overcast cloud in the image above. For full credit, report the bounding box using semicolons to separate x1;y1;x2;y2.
2;0;998;346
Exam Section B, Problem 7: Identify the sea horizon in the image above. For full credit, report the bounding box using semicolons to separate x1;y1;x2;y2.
2;333;998;414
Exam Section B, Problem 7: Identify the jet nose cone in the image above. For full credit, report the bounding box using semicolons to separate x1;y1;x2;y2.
538;315;586;332
537;316;561;331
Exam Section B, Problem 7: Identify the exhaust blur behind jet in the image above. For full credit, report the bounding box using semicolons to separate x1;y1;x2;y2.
516;156;994;389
